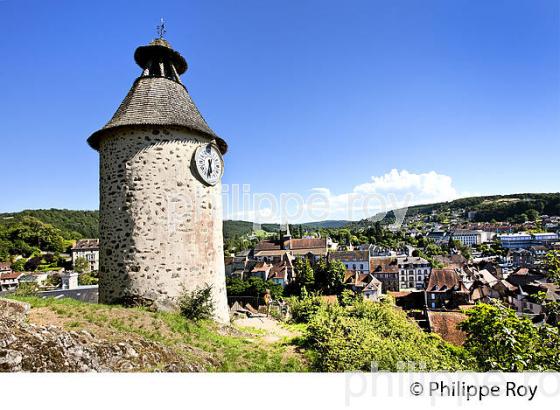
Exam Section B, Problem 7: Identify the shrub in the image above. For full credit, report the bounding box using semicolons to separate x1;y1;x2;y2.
79;271;99;286
304;298;473;371
44;274;61;288
288;290;327;323
178;284;215;321
13;282;39;297
338;289;361;307
24;256;43;272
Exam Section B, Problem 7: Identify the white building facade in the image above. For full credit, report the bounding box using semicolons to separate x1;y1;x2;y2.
71;239;100;272
397;256;431;290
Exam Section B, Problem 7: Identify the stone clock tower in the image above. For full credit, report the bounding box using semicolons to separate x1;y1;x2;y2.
88;35;230;323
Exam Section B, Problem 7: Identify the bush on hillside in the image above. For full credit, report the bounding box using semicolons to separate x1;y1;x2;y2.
292;294;473;371
288;290;327;323
178;284;215;321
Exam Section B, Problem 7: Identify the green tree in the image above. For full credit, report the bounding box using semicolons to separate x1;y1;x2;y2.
325;259;346;293
11;259;25;271
13;282;39;297
526;209;539;222
459;302;560;371
73;256;90;273
544;251;560;285
338;289;361;307
294;258;314;288
314;259;345;294
226;276;283;300
25;255;45;272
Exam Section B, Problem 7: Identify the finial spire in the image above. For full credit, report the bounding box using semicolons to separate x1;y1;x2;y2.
157;18;166;39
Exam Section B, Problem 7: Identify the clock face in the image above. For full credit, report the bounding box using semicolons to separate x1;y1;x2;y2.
194;144;224;186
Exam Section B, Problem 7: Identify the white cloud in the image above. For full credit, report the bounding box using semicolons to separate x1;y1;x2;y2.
223;169;466;223
353;169;459;203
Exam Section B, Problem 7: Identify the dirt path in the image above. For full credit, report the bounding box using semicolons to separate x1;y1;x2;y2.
233;317;297;343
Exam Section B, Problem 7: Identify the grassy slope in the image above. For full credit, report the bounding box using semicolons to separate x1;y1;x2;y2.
13;296;308;372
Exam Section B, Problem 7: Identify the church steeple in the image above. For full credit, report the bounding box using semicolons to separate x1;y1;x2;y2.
284;222;291;239
281;222;292;250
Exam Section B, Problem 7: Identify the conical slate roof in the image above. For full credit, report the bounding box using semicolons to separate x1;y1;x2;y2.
88;38;227;154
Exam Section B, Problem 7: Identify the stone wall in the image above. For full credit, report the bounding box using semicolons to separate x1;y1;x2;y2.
98;126;229;323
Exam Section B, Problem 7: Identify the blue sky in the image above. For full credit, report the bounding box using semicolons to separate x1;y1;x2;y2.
0;0;558;221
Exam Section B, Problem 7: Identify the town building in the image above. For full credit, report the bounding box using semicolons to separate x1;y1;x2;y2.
0;271;24;291
225;251;250;279
369;245;395;257
71;239;100;272
61;271;79;290
253;228;328;263
498;232;559;249
343;271;382;301
370;257;399;292
397;256;431;290
0;262;11;275
451;229;486;246
329;250;370;273
425;269;470;309
426;230;449;245
19;272;51;287
511;249;532;268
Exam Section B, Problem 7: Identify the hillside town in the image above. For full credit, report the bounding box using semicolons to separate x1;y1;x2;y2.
223;208;560;344
2;202;560;347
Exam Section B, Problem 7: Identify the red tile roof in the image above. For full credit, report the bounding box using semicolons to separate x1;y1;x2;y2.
0;271;23;280
427;311;468;346
330;250;369;262
290;238;327;250
426;269;467;292
370;257;399;274
251;262;272;273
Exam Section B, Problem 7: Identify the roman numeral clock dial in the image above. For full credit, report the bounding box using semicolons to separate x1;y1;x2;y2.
194;143;224;186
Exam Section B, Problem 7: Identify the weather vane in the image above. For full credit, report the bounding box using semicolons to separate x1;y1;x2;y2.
157;18;166;39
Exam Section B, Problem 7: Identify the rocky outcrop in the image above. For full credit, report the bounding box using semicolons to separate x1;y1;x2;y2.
0;298;202;372
0;298;30;322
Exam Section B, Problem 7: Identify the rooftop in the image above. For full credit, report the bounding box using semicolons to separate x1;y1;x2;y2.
88;37;227;153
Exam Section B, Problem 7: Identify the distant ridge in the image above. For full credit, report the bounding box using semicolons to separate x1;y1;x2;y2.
2;193;558;241
365;192;560;224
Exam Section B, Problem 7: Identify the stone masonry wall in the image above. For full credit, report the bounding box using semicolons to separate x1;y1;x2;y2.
98;126;229;323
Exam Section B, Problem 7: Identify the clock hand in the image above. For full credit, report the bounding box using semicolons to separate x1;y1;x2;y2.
207;158;213;177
